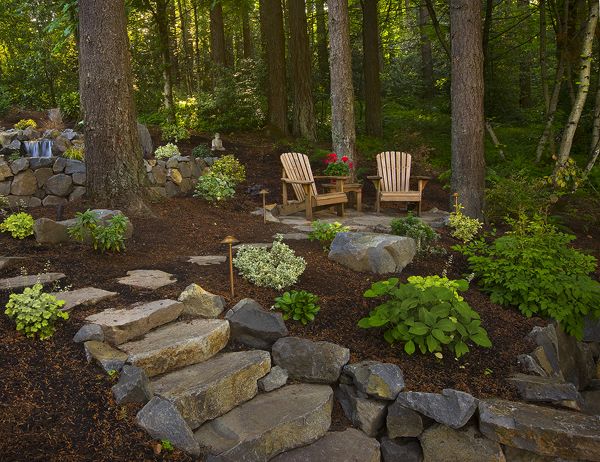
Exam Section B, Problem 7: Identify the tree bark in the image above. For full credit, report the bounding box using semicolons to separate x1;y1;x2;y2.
315;0;329;90
362;0;383;137
78;0;148;214
518;0;533;108
586;62;600;175
242;4;254;58
259;0;288;134
450;0;485;219
424;0;450;58
535;54;565;161
155;0;176;122
418;1;435;98
177;0;193;93
210;1;227;67
539;0;550;112
289;0;317;140
328;0;357;168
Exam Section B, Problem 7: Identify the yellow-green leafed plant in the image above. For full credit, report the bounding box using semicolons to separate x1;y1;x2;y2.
5;284;68;340
63;146;84;161
308;220;350;251
0;212;34;239
448;202;482;243
154;143;180;160
14;118;37;130
211;155;246;184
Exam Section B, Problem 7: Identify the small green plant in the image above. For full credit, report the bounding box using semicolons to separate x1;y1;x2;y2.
14;119;37;130
407;275;465;301
0;212;34;239
107;369;119;379
63;146;84;161
358;276;492;358
210;154;246;184
154;143;181;160
192;144;212;159
160;439;174;452
68;210;129;253
458;214;600;339
161;122;189;142
448;201;482;243
193;172;236;203
323;152;353;176
274;290;320;325
308;221;350;251
5;283;68;340
58;91;81;119
233;236;307;290
391;213;439;253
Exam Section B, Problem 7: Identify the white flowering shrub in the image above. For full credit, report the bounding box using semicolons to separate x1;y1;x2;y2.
233;236;306;290
154;143;180;160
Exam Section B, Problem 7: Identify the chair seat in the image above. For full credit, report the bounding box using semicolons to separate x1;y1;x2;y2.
314;192;348;207
381;190;422;201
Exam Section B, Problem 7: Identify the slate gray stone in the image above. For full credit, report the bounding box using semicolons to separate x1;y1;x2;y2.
112;365;152;404
517;354;548;377
52;156;67;173
380;437;423;462
335;384;387;437
29;157;54;169
52;287;118;311
272;337;350;384
10;170;36;195
64;159;86;174
0;272;65;291
187;255;227;266
343;360;404;400
34;217;70;244
387;400;423;438
34;167;53;188
45;173;73;196
72;172;86;186
581;390;600;415
10;157;29;174
528;325;560;376
395;389;478;429
42;195;68;207
0;180;10;195
178;283;225;318
73;324;104;343
136;397;200;456
117;269;176;290
258;365;288;392
328;232;417;274
137;122;153;159
419;424;505;462
509;373;581;406
68;186;86;202
225;298;288;349
84;340;128;372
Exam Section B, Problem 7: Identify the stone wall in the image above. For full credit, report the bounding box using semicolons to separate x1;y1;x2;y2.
0;155;205;207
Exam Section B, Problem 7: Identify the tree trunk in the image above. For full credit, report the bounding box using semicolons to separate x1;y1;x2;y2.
78;0;148;214
328;0;357;168
586;63;600;175
156;0;176;123
315;0;329;90
259;0;288;134
418;2;435;98
289;0;317;140
210;1;227;67
242;5;254;58
177;0;193;93
555;1;598;173
362;0;383;137
424;0;450;58
450;0;485;219
518;0;533;108
539;0;550;112
535;54;565;161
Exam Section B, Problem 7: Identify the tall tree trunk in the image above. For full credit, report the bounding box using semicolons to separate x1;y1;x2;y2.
539;0;550;112
315;0;329;90
177;0;193;93
78;0;148;213
193;1;202;90
518;0;533;108
362;0;383;137
260;0;288;134
535;54;565;161
156;0;176;122
210;1;227;67
586;62;600;175
555;1;598;173
418;1;434;98
289;0;317;140
450;0;485;219
328;0;357;167
242;5;254;58
423;0;450;58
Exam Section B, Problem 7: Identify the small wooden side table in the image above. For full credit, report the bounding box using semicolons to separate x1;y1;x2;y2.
322;183;362;212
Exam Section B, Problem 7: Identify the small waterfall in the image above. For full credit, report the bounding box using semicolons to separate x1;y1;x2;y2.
24;139;53;158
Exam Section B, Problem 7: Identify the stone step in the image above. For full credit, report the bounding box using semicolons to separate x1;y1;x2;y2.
85;299;183;345
52;287;118;311
148;350;271;429
194;383;333;461
119;319;230;377
0;272;65;291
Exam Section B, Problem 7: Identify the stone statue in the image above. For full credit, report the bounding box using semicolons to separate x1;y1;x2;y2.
211;133;225;151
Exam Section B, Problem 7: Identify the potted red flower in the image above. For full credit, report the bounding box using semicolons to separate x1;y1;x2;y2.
323;153;353;177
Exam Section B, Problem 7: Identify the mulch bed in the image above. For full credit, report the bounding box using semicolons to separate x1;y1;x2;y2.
1;133;596;461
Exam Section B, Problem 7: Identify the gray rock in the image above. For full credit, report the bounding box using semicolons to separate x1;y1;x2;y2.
479;398;600;461
53;157;67;173
6;194;41;208
328;232;417;274
165;180;180;197
10;157;29;174
72;172;86;186
52;136;70;154
270;428;380;462
33;218;70;244
343;360;404;400
272;337;350;384
584;316;600;342
34;167;54;188
0;160;13;181
387;400;423;438
53;287;118;311
69;186;86;202
178;283;225;318
0;180;11;195
64;159;85;174
0;272;65;291
380;437;423;462
528;325;561;376
137;123;153;159
178;161;192;178
501;445;573;462
73;324;104;343
225;298;288;349
395;389;478;429
187;255;227;266
509;373;581;406
152;164;167;184
0;256;28;272
136;397;200;456
581;390;600;415
112;365;152;404
258;366;288;392
45;173;73;197
517;354;548;377
29;157;55;170
10;170;36;195
419;424;505;462
335;384;387;437
42;195;68;207
84;340;128;372
117;269;176;290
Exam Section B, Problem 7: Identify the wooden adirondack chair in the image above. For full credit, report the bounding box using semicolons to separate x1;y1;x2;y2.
368;151;430;215
279;152;348;220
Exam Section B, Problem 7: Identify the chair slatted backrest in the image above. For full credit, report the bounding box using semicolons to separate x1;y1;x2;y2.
376;151;412;192
280;152;319;201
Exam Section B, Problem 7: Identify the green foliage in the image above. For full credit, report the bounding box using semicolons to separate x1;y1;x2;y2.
448;203;482;243
458;215;600;339
0;212;34;239
547;158;585;191
358;277;492;358
58;91;80;119
193;172;235;203
0;194;8;215
210;155;246;184
407;275;465;301
391;213;439;253
5;283;68;340
160;440;174;452
233;236;307;290
14;119;37;130
192;144;211;159
0;85;11;116
308;221;350;251
274;290;320;325
154;143;180;160
63;146;84;160
68;210;128;253
160;123;189;143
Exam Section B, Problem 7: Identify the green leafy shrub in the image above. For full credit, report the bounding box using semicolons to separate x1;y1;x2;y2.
274;290;320;325
68;210;129;253
193;172;235;203
192;144;211;159
391;213;439;252
0;85;11;116
458;215;600;339
0;212;34;239
407;275;465;301
233;236;307;290
358;276;491;358
308;221;350;251
63;146;84;160
14;119;37;130
210;155;246;184
58;91;81;119
448;202;482;243
160;123;189;143
5;283;68;340
154;143;180;160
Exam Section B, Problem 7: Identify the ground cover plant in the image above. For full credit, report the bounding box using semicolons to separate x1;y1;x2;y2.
193;171;236;203
308;220;350;251
154;143;180;160
0;212;34;239
68;210;129;253
390;213;439;253
273;290;320;325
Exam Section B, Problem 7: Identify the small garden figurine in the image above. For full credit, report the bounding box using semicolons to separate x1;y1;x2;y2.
211;133;225;151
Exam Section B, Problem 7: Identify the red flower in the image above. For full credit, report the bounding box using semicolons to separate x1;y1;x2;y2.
349;162;354;169
341;156;349;162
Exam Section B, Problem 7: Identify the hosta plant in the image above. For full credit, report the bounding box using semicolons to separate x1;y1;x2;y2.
391;213;439;253
358;276;492;358
308;221;350;251
0;212;34;239
193;172;236;203
68;210;129;253
274;290;320;325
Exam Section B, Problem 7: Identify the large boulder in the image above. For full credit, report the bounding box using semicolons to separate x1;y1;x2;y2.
178;283;225;318
343;360;404;400
328;232;416;274
10;170;36;196
387;400;423;438
225;298;288;349
509;373;580;408
137;122;153;159
33;218;70;244
0;160;12;181
335;383;388;437
258;365;288;392
272;337;350;384
419;424;505;462
112;365;152;404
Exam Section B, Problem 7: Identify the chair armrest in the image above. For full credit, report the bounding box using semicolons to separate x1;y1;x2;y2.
413;175;432;180
367;175;382;180
313;176;350;180
281;178;313;185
